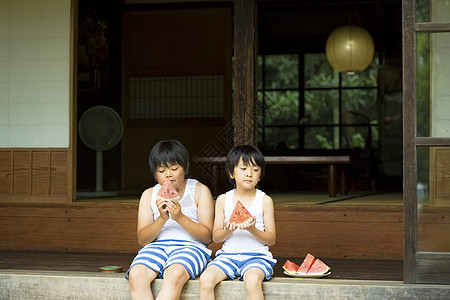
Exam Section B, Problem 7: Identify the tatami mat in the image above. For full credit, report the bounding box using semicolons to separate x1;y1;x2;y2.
269;191;403;206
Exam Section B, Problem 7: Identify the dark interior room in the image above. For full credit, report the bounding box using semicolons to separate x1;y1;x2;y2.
75;0;403;197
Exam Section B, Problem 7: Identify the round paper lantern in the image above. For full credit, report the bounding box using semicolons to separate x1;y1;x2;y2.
326;25;374;74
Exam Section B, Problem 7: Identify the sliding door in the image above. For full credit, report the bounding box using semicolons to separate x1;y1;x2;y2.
403;0;450;284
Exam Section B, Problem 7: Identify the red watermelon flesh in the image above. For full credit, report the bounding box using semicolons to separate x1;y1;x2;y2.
307;258;330;275
157;179;180;202
282;260;300;274
297;253;316;275
228;200;254;226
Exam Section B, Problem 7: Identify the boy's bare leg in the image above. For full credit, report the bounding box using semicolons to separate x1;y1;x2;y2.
128;265;159;300
156;264;190;300
242;268;265;300
199;265;229;300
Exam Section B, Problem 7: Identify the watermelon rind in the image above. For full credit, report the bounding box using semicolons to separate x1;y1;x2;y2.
235;216;254;227
282;260;300;274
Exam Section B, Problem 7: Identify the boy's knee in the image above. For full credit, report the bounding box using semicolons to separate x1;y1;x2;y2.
164;264;190;285
128;265;155;289
245;276;262;288
199;271;215;289
243;270;264;290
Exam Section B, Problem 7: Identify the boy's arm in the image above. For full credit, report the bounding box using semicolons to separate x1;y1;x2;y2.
245;195;276;246
170;182;214;244
136;188;168;246
212;194;235;243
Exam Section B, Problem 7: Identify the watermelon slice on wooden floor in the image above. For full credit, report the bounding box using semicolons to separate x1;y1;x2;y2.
282;260;300;274
307;258;331;275
297;253;316;275
228;200;254;226
157;179;181;202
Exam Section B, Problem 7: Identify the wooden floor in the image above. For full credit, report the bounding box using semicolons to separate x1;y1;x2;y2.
1;192;404;282
0;250;403;281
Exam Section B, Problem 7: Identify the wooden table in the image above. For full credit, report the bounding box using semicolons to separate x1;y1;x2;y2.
194;156;351;197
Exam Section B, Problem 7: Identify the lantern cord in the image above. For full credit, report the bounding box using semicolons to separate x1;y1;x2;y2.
351;3;364;27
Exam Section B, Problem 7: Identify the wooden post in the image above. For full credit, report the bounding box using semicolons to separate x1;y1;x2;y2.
233;0;258;146
402;0;417;284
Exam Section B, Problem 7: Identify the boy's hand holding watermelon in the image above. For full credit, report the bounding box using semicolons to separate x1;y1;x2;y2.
226;200;255;230
155;197;170;219
225;217;256;231
156;179;181;218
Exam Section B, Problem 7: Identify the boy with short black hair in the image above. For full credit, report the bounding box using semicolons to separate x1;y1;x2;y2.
200;145;276;300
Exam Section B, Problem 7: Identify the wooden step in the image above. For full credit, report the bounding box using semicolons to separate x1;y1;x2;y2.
1;269;450;300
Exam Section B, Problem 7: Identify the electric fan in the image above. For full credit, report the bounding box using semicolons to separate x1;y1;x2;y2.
77;105;123;196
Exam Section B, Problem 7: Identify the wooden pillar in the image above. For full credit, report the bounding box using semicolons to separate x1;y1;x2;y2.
233;0;258;146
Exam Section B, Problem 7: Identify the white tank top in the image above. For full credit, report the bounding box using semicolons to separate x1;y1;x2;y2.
221;189;269;253
151;178;207;247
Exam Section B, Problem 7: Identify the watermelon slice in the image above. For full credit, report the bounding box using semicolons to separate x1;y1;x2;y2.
307;258;330;275
283;254;331;276
228;200;254;226
282;260;300;274
297;253;316;275
157;179;180;202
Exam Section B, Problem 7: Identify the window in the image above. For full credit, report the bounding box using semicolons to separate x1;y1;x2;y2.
258;53;379;152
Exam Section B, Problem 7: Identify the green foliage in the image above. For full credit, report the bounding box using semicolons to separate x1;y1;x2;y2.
258;53;379;150
415;0;430;22
416;33;430;137
263;91;299;125
316;134;333;149
415;1;431;189
352;133;366;149
263;55;299;89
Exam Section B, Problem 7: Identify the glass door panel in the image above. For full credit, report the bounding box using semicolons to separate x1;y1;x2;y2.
416;0;450;23
417;147;450;252
416;32;450;138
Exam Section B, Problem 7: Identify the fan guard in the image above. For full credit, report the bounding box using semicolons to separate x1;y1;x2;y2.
78;105;123;196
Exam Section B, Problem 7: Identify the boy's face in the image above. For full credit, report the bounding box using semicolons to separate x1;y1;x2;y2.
155;163;186;190
230;157;261;189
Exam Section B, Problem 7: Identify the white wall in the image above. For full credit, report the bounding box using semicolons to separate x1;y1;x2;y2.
0;0;70;147
431;1;450;137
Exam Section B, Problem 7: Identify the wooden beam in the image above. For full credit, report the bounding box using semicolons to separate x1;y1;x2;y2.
233;0;258;146
70;0;78;203
402;0;417;284
0;203;407;260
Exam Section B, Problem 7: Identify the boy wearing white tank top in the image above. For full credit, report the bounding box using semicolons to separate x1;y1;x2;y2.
200;145;277;300
126;140;214;300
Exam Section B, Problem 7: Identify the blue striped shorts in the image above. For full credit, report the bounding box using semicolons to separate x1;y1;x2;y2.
207;250;277;280
125;239;211;280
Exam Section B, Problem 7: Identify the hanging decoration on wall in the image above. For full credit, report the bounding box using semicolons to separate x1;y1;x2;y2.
85;11;110;92
326;25;374;75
